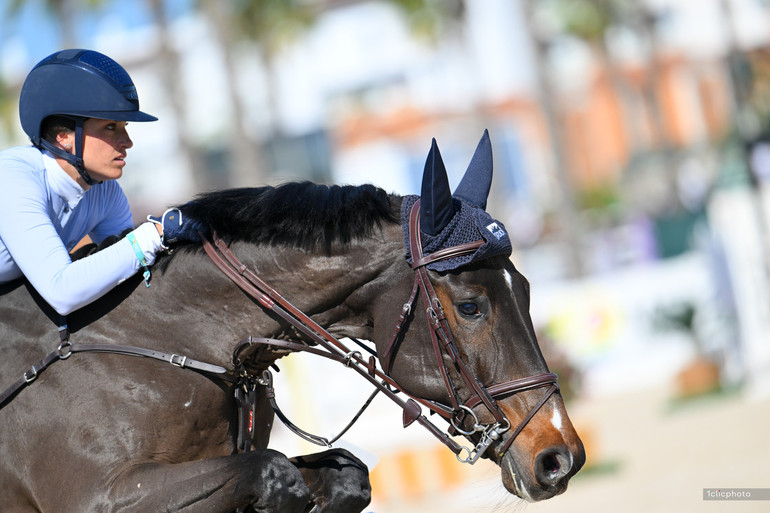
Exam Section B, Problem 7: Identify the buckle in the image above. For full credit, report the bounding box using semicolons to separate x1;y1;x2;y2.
170;354;188;368
24;366;38;383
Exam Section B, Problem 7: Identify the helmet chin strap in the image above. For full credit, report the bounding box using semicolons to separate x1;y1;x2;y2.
37;120;100;186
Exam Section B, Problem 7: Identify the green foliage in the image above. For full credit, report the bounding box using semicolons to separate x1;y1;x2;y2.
385;0;464;42
0;77;16;138
651;301;697;334
576;182;622;212
225;0;318;53
544;0;635;43
4;0;107;16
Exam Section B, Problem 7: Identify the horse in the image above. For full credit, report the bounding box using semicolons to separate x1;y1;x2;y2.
0;131;585;512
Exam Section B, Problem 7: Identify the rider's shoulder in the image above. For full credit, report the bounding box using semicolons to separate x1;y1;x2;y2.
0;146;47;198
0;145;45;171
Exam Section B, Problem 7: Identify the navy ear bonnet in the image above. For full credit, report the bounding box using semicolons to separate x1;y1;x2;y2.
403;130;513;272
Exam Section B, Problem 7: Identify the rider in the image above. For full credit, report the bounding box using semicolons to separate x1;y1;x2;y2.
0;49;192;317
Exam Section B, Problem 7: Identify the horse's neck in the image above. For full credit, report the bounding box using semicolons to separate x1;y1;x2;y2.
236;230;405;333
129;229;404;360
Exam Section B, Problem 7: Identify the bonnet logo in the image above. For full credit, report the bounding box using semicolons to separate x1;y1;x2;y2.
486;222;506;240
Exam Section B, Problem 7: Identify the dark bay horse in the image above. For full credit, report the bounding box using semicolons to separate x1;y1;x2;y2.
0;132;584;512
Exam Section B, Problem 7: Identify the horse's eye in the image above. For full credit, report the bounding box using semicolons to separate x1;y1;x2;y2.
458;302;481;317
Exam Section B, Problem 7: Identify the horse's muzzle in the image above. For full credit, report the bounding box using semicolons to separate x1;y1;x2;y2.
501;439;585;501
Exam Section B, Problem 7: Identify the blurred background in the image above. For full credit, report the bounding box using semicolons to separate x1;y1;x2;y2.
3;0;770;511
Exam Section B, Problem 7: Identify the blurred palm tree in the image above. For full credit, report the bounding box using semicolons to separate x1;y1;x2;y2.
194;0;465;187
144;0;209;193
523;0;585;277
5;0;105;47
1;0;470;189
1;0;108;145
0;75;15;141
545;0;669;156
195;0;318;187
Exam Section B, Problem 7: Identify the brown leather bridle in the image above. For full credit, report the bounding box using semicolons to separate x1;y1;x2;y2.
379;201;559;461
201;200;559;463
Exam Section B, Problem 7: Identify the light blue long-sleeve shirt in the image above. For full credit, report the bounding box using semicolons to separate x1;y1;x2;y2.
0;145;161;315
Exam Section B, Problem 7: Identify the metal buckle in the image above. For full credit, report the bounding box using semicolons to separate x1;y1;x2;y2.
24;366;37;384
427;306;440;327
257;369;273;387
170;354;187;368
431;298;444;317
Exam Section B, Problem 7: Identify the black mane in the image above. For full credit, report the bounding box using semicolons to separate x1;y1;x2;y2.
179;182;400;253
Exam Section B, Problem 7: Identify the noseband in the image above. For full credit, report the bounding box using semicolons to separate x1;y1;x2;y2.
202;200;558;463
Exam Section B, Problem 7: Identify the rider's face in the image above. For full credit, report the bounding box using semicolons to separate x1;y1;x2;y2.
61;118;134;183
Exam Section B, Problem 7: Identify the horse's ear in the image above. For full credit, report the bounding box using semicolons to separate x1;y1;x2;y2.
421;138;455;236
454;129;493;209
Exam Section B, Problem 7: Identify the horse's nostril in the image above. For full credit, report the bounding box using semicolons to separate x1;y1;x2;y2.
534;446;572;487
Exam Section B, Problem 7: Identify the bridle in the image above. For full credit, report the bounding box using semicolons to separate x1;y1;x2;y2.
0;200;559;465
378;201;559;461
201;199;559;463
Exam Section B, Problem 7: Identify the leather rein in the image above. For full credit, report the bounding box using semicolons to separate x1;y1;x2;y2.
0;202;558;464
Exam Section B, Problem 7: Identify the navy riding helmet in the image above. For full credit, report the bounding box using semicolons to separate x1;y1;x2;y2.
19;49;157;185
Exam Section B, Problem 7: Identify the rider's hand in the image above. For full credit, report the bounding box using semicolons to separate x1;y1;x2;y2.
148;208;202;249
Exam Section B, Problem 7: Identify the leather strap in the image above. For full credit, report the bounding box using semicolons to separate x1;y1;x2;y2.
0;341;231;410
411;240;483;269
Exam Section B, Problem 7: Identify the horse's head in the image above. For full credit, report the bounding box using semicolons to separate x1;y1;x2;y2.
373;131;585;501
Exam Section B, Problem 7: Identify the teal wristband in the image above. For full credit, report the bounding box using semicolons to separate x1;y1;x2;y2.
126;232;151;287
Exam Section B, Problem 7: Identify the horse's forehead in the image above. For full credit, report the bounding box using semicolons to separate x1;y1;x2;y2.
448;258;519;291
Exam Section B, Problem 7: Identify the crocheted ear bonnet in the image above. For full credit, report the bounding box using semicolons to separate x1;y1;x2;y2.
403;130;512;271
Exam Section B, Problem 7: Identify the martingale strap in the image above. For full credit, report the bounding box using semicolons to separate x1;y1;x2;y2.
0;326;231;410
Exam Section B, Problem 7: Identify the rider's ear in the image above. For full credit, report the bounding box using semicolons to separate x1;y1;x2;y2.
420;138;455;236
453;129;493;209
55;130;75;152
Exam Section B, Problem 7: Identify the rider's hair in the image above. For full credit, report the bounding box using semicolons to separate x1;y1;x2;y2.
40;115;77;145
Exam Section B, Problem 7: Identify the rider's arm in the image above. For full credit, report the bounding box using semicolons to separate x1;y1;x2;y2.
0;164;162;316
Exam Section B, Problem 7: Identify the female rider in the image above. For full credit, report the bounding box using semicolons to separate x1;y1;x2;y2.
0;49;191;316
